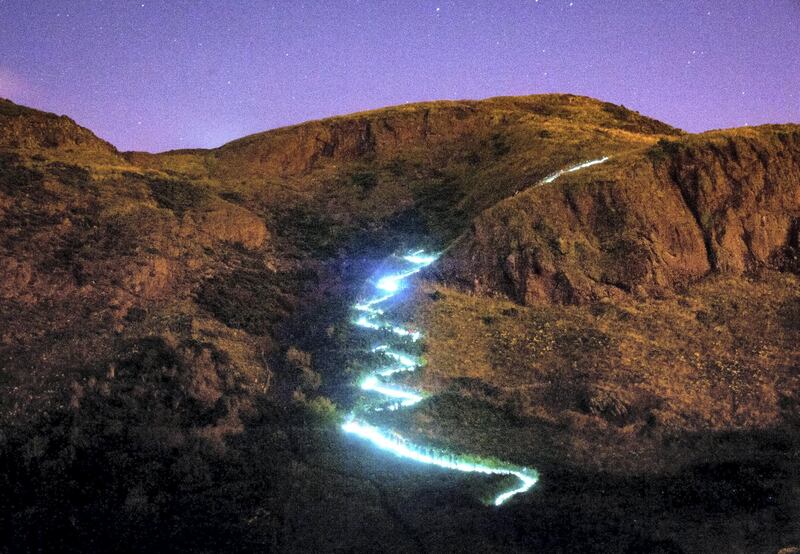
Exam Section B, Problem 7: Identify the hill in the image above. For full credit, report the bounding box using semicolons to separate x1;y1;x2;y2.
0;95;798;552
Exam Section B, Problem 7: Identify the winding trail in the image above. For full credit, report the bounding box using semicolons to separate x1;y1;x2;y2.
342;157;610;506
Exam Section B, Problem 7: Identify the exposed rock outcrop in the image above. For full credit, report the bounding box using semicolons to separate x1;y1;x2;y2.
438;126;800;304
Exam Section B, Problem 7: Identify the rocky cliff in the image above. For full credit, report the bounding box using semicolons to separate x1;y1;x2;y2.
438;125;800;304
209;94;681;179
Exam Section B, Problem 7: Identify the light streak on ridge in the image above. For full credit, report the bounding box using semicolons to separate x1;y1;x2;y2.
540;156;610;184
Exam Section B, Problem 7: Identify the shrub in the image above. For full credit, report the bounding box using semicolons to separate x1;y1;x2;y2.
47;162;92;190
197;265;315;335
145;176;211;215
647;138;684;163
305;396;337;421
386;158;405;176
350;171;379;191
466;152;482;166
286;346;321;391
491;132;511;157
219;190;245;203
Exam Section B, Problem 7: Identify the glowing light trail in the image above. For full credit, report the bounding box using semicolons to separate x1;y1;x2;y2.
540;156;610;184
343;248;540;505
342;419;538;506
353;293;394;310
344;158;608;505
352;316;423;341
360;376;424;406
402;252;438;265
376;268;420;292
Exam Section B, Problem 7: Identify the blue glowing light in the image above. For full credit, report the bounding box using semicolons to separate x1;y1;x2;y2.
390;326;422;341
353;316;382;330
342;419;538;505
360;376;424;405
354;293;395;309
375;268;422;292
402;252;438;265
383;349;417;368
345;247;549;506
376;276;401;292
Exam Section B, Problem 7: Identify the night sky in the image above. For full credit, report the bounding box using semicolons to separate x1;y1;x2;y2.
1;0;798;152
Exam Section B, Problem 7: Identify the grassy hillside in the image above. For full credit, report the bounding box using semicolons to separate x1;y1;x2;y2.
0;95;798;552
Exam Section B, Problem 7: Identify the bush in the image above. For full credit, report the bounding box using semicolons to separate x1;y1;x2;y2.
47;162;92;190
647;138;684;163
197;267;295;335
305;396;337;421
386;158;405;176
491;132;511;157
286;346;321;391
145;176;211;215
350;171;379;191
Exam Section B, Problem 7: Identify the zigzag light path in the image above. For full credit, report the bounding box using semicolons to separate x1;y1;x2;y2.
344;250;538;505
342;159;609;505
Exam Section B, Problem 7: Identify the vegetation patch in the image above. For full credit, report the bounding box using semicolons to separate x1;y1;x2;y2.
646;138;685;163
46;162;93;190
197;265;316;335
144;175;212;215
350;170;378;191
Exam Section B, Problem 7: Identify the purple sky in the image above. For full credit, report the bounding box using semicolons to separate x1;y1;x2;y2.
1;0;798;152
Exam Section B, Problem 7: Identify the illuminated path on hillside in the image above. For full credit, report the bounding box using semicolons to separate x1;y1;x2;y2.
342;158;609;506
538;156;609;185
342;250;538;506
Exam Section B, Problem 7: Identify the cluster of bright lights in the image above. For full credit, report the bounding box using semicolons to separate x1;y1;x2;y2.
353;316;382;331
354;293;394;310
390;326;422;341
540;156;610;184
369;347;418;377
382;349;417;368
345;248;540;506
354;304;384;315
375;267;423;293
342;419;539;505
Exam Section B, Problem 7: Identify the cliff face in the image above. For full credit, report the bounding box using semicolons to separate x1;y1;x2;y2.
438;126;800;304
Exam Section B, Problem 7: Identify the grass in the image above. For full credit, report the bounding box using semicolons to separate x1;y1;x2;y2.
411;269;800;472
144;174;212;215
